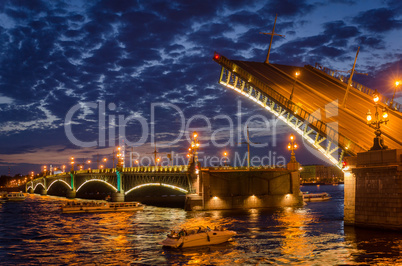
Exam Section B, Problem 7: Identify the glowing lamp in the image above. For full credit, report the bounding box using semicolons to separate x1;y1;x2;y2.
396;81;400;87
287;144;291;150
366;110;372;122
382;108;388;119
214;54;220;60
290;134;294;140
295;71;300;77
373;94;379;103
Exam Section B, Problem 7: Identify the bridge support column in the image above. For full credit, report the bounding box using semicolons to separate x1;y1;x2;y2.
112;168;125;202
66;172;76;199
28;187;34;194
186;168;303;211
40;178;47;195
66;189;76;199
40;188;47;195
111;191;125;202
345;149;402;230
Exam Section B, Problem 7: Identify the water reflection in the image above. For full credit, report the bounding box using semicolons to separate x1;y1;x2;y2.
276;207;314;262
345;226;402;265
1;190;401;265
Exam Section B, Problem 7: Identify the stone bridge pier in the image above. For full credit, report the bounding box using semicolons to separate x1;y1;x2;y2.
344;149;402;230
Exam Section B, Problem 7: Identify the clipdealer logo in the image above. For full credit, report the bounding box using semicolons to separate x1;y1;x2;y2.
64;100;287;167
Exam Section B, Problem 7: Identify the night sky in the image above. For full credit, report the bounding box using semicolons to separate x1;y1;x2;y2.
0;0;401;176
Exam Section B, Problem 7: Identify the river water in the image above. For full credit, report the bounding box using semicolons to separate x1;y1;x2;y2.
1;185;401;265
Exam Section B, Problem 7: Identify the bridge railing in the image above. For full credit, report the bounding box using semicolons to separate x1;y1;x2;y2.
312;64;401;112
34;165;191;180
122;165;189;173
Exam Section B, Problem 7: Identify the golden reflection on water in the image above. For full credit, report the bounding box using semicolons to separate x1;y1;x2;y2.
276;207;314;260
3;196;402;265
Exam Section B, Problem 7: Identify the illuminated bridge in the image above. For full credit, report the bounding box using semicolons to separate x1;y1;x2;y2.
213;53;402;168
26;165;196;202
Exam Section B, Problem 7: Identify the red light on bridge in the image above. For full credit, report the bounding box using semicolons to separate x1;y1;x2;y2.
342;161;348;168
214;54;220;60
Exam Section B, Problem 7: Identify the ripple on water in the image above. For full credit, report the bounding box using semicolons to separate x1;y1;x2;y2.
0;190;401;265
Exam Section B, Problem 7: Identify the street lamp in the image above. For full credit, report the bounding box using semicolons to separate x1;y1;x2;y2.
389;80;400;110
287;134;298;162
223;151;228;166
70;157;75;171
289;71;300;101
191;131;200;163
116;146;124;168
43;165;47;176
366;89;389;150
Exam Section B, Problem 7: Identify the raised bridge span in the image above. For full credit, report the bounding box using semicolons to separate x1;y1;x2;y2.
213;53;402;168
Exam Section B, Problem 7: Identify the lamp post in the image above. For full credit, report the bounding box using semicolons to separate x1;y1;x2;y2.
70;157;74;171
43;165;47;176
289;71;300;101
103;158;107;169
287;134;298;162
191;131;200;163
389;81;400;110
366;89;389;150
223;151;228;166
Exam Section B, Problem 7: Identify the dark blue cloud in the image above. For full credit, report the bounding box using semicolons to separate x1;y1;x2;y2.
352;8;402;33
0;0;401;175
258;0;315;17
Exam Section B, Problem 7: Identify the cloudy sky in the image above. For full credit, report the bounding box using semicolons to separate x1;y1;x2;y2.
0;0;401;176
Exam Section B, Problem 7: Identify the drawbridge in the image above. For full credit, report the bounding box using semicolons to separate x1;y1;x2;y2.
213;53;402;168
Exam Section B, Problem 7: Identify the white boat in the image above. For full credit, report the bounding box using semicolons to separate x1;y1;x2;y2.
159;226;236;248
303;192;331;202
61;201;144;213
5;192;26;201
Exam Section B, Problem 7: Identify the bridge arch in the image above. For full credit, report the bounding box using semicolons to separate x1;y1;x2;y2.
33;182;46;192
76;179;118;193
47;179;72;191
125;183;188;195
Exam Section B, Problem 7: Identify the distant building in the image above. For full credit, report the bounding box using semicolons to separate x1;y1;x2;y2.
300;165;344;184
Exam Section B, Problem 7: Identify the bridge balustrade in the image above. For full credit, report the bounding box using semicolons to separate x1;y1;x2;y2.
312;64;401;112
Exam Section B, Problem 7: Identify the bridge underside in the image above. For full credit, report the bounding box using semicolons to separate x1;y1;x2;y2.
214;54;402;168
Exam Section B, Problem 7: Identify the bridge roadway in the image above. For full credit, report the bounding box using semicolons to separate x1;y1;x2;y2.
214;55;402;157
